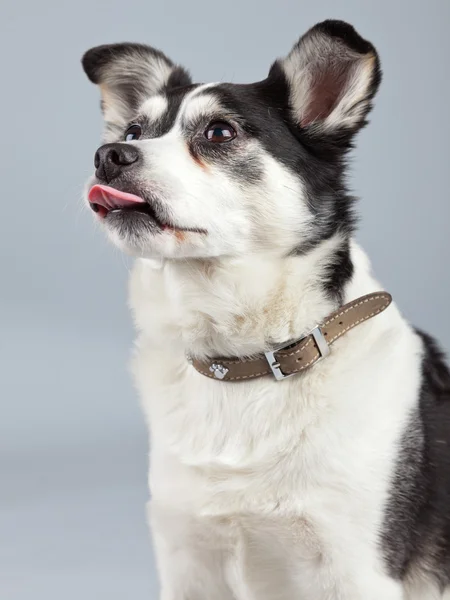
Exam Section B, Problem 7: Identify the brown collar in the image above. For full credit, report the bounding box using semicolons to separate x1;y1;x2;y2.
191;292;392;382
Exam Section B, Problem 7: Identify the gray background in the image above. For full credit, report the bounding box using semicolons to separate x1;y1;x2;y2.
1;0;449;598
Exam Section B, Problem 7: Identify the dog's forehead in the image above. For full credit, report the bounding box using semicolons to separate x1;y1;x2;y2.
138;83;236;131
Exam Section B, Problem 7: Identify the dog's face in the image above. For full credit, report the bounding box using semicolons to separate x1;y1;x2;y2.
82;21;380;259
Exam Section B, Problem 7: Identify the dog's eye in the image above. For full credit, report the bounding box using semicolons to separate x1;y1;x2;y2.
124;124;142;142
205;122;236;143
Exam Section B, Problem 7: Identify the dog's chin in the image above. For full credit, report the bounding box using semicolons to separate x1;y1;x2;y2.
103;206;163;237
103;216;217;260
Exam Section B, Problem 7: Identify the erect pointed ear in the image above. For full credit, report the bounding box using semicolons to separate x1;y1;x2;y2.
274;20;381;143
82;43;191;141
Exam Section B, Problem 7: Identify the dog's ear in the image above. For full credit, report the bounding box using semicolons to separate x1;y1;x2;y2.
82;43;191;140
272;20;381;144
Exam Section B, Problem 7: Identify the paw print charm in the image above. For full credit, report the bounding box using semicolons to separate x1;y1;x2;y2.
209;363;229;380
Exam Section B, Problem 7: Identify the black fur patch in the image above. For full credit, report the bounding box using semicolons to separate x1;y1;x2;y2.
148;85;198;137
311;20;379;60
165;66;192;91
321;240;354;303
381;330;450;588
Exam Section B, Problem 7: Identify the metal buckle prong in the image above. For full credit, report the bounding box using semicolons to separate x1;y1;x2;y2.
264;349;295;381
264;325;330;381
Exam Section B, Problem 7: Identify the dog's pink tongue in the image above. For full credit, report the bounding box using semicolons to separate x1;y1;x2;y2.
88;184;145;210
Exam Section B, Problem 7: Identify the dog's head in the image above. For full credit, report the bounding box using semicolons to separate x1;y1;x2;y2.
82;20;380;259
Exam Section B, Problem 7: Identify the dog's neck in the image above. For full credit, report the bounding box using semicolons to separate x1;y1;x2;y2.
131;233;378;361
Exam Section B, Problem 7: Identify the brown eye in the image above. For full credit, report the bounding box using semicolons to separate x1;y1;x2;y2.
205;121;236;143
125;124;142;142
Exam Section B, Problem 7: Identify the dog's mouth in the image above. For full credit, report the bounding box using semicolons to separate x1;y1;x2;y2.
88;184;206;235
88;184;164;225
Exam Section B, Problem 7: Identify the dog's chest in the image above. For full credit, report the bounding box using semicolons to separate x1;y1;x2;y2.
141;340;406;534
144;354;405;598
131;305;424;598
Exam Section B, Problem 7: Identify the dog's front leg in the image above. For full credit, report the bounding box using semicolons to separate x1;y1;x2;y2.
153;532;235;600
150;503;235;600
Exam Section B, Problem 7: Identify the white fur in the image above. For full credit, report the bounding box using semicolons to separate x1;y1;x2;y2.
177;89;222;124
126;238;440;599
139;95;169;122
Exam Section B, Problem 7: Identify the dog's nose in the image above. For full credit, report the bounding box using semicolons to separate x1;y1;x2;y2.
94;143;140;183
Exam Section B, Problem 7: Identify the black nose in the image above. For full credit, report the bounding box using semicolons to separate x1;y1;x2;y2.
94;143;140;183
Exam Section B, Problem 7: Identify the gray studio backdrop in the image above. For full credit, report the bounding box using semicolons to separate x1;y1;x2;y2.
1;1;449;598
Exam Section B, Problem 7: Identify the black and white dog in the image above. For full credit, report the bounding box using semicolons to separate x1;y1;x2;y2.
82;20;450;599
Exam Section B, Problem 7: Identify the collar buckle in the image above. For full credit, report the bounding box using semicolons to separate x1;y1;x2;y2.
264;325;330;381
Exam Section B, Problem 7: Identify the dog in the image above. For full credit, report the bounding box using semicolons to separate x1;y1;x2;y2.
81;20;450;599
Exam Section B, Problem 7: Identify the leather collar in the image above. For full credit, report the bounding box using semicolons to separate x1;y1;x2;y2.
191;292;392;382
